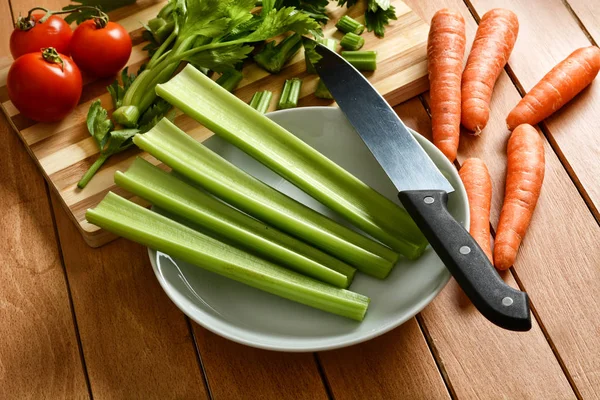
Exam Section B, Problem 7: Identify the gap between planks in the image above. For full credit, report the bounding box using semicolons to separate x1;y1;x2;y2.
313;353;335;400
418;92;579;400
438;3;588;397
5;1;93;397
561;0;597;46
461;0;600;224
185;316;214;400
45;182;94;400
5;0;214;396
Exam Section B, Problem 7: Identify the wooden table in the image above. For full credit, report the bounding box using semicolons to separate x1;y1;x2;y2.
2;0;599;398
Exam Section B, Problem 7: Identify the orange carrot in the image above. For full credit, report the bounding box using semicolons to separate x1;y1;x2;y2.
427;9;466;162
506;46;600;130
494;124;545;270
462;9;519;134
459;158;493;262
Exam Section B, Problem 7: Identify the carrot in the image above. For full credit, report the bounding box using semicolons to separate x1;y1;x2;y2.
494;124;545;270
462;9;519;134
459;158;493;262
506;46;600;130
427;9;466;162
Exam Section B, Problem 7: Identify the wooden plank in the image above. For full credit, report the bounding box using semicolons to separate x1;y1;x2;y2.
0;2;89;398
466;0;600;221
193;328;329;400
314;100;449;400
0;106;89;400
0;0;431;247
0;0;12;70
565;0;600;44
50;192;209;399
407;83;576;398
407;0;600;397
319;318;450;400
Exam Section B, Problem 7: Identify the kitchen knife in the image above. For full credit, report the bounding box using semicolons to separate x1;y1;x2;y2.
312;42;531;332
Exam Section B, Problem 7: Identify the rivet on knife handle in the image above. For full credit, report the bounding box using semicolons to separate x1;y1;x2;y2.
398;190;532;332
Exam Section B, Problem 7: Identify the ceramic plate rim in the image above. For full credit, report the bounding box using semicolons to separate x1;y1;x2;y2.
148;106;468;352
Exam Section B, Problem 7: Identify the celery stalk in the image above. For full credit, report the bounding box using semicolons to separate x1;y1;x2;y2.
340;32;365;51
155;65;429;259
86;193;369;321
277;78;302;109
134;119;399;278
336;15;365;35
115;157;355;288
315;79;333;100
215;69;243;93
342;50;377;71
305;38;337;74
249;91;273;114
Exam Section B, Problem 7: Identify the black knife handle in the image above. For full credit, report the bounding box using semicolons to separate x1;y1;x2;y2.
398;190;531;332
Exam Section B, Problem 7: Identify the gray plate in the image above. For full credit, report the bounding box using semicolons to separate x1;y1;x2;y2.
149;107;469;351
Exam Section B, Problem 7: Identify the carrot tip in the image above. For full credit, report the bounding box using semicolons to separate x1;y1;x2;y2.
466;126;483;136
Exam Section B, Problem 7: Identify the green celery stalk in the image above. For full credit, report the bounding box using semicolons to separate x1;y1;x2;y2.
155;65;428;259
336;15;365;35
215;69;243;93
249;90;273;114
133;118;399;278
115;157;355;288
86;192;369;321
342;50;377;71
305;38;337;74
277;78;302;109
340;32;365;51
314;79;333;100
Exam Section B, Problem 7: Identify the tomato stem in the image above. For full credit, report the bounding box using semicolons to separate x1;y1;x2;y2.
41;47;64;71
20;5;109;29
16;7;50;30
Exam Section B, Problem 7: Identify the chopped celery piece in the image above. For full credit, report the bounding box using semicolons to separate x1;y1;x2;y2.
304;37;338;74
112;105;140;128
249;90;273;114
155;65;428;259
340;32;365;51
215;69;243;92
86;193;369;321
134;118;399;278
342;50;377;71
277;78;302;109
254;33;302;74
336;15;365;35
314;79;333;100
115;157;355;288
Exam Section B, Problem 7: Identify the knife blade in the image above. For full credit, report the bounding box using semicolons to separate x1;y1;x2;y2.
312;41;531;332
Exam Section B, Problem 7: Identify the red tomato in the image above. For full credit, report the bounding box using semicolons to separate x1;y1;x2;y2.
70;19;132;78
10;13;72;59
7;48;82;122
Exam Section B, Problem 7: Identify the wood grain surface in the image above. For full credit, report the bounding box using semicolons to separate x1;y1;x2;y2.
564;0;600;44
1;0;430;247
51;191;210;399
461;1;600;397
319;318;451;400
0;109;89;400
2;0;600;398
410;0;600;397
403;86;575;398
469;0;600;222
194;328;329;400
0;4;89;397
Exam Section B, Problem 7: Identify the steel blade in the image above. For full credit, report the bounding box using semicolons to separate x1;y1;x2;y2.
313;42;454;194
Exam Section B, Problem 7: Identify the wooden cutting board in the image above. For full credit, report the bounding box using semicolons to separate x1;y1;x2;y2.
0;0;429;247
